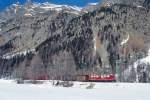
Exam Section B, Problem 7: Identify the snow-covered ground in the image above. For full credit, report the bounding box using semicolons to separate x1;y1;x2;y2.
0;80;150;100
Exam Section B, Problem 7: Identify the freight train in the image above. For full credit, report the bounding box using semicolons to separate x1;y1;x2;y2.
22;74;116;82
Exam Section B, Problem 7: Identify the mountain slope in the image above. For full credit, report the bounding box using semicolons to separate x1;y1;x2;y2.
0;1;150;82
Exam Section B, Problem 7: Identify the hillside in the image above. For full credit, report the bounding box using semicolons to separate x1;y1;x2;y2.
0;0;150;82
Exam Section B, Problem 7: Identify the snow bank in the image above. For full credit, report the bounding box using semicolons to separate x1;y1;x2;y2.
0;80;150;100
133;49;150;82
31;2;82;12
134;49;150;69
120;33;129;46
2;49;36;59
137;5;143;8
138;49;150;64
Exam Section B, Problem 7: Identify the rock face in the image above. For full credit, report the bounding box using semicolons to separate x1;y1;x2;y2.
0;1;150;82
102;0;150;8
144;0;150;8
0;12;76;54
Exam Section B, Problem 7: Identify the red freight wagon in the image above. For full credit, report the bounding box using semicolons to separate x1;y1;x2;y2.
35;75;49;80
75;75;89;82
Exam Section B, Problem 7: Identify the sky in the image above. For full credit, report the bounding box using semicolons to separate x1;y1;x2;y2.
0;0;100;10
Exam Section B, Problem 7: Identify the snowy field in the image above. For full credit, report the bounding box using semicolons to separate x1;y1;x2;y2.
0;80;150;100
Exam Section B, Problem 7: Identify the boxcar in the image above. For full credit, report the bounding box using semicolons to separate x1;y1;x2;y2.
75;75;89;82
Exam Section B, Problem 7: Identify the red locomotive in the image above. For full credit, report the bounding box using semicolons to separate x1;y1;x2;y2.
88;74;116;82
75;74;116;82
